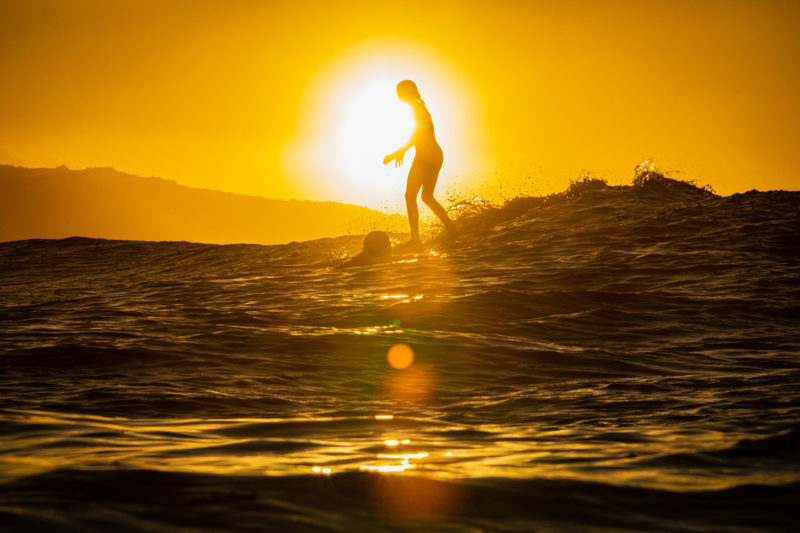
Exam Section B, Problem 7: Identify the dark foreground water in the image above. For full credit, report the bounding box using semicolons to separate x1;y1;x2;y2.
1;174;799;531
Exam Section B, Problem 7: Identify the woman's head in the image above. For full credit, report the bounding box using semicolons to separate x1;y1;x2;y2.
396;80;421;103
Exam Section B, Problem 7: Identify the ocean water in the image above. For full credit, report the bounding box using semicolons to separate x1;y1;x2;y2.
1;173;799;531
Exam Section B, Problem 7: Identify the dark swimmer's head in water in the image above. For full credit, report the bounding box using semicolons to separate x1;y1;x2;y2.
341;231;392;268
396;80;421;104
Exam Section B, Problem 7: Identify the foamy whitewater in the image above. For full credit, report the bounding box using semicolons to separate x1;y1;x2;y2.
1;172;799;531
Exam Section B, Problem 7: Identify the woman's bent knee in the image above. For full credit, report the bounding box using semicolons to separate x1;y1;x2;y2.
421;193;436;206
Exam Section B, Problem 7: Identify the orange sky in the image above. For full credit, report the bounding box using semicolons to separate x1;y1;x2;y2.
1;0;798;209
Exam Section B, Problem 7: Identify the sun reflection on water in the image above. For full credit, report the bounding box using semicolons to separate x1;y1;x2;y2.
384;439;410;446
360;464;416;472
378;452;429;459
1;409;789;494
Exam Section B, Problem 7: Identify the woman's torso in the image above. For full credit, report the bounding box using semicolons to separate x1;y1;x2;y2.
413;102;443;164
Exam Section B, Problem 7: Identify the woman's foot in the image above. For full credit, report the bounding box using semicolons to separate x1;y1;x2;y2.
403;237;423;248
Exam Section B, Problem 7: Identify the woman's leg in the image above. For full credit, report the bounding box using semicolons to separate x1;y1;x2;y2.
420;162;456;234
405;160;425;242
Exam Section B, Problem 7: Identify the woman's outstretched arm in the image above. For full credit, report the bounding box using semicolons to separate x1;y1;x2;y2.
383;129;417;167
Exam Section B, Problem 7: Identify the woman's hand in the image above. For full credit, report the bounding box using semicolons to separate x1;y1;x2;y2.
383;150;404;167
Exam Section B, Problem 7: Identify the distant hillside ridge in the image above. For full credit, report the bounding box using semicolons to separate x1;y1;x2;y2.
0;165;405;244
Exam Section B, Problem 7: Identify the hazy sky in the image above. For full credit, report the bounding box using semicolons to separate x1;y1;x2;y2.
1;0;798;208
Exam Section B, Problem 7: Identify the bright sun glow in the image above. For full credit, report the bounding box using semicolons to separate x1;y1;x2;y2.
288;43;487;209
334;77;414;199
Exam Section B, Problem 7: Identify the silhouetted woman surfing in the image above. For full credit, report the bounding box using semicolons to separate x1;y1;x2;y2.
383;80;456;246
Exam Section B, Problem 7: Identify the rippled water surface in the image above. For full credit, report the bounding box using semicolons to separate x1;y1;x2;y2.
1;176;799;531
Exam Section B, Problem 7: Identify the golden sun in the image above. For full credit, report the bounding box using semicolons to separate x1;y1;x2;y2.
332;76;414;204
288;45;486;209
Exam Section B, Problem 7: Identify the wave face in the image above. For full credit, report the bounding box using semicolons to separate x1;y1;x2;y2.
1;176;799;531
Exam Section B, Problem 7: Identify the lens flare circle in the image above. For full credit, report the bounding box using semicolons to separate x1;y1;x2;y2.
387;343;414;369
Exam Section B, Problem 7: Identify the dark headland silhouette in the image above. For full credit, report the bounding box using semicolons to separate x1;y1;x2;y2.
0;165;405;245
